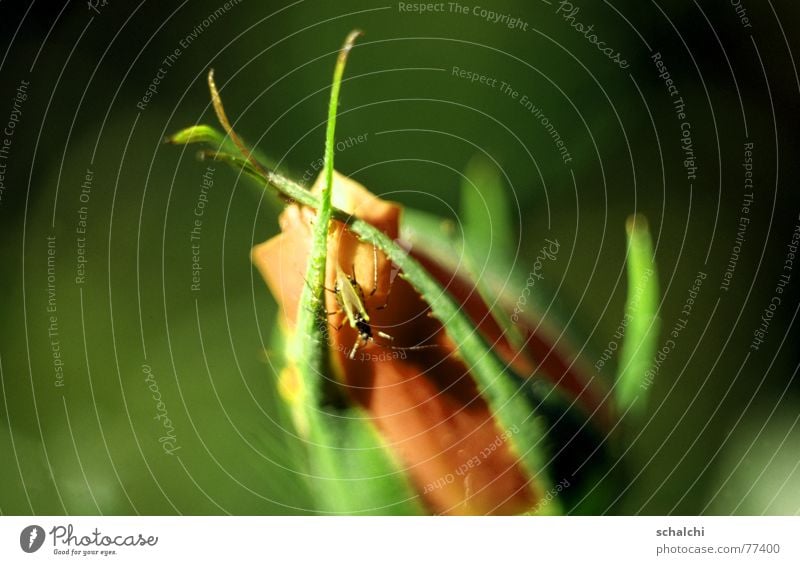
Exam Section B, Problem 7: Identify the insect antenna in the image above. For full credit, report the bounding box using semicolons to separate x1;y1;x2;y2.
388;343;438;353
300;271;337;294
373;330;437;353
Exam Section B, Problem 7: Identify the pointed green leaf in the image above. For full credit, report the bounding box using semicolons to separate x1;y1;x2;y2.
616;214;660;413
461;155;514;269
288;30;422;514
460;155;524;349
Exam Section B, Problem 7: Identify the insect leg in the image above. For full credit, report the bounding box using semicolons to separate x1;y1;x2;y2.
369;243;379;297
376;330;394;341
369;244;395;311
302;272;336;294
348;334;363;360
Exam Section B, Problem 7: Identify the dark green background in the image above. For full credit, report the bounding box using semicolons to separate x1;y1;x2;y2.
1;0;798;515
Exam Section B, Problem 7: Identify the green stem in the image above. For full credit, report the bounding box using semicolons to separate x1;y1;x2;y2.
288;31;362;508
291;29;362;369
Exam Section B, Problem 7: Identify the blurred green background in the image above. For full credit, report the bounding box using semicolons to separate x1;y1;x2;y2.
1;0;799;515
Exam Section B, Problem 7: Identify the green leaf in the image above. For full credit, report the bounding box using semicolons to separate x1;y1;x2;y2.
165;124;230;148
287;30;422;514
616;214;660;413
461;155;514;269
460;155;524;350
164;120;272;173
311;407;424;515
291;28;366;358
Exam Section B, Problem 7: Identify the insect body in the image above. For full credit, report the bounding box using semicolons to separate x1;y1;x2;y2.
327;243;435;360
333;262;393;360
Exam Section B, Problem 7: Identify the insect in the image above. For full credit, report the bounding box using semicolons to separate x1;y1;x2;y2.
333;261;393;360
327;244;433;360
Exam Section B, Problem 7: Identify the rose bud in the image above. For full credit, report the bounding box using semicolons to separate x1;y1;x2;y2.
253;170;611;515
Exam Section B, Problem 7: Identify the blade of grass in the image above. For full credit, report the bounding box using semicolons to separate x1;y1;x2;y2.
292;29;364;366
252;31;420;514
616;214;659;413
288;31;359;503
460;155;525;350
